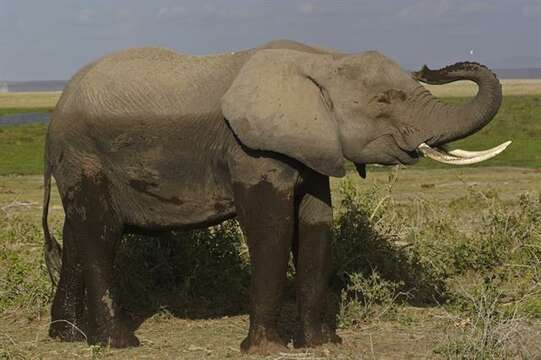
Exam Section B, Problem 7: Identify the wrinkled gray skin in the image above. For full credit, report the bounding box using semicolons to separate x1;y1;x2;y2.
42;39;501;353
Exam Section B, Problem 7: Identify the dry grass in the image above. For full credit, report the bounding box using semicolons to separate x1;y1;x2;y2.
423;79;541;97
332;166;541;204
0;91;61;110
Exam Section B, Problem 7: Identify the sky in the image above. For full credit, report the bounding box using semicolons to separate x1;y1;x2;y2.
0;0;540;81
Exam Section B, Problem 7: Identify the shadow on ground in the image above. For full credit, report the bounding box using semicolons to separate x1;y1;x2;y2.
112;221;250;330
109;208;446;337
331;208;447;307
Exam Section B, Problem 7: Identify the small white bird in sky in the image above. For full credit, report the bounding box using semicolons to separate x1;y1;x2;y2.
469;49;475;55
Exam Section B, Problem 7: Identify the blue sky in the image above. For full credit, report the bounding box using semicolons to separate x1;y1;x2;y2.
1;0;540;80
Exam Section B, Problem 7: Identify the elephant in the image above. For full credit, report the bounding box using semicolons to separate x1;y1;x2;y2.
42;39;509;354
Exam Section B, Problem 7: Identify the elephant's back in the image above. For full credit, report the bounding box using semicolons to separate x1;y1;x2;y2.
55;47;249;121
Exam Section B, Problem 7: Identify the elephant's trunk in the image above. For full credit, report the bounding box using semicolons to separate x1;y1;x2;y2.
409;62;502;147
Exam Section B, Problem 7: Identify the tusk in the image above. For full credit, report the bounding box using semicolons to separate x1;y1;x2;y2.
417;141;511;165
447;141;512;159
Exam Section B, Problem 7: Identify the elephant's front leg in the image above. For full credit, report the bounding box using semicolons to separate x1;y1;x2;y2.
233;180;295;354
294;175;341;348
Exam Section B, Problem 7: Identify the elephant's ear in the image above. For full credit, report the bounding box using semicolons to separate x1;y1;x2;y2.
221;49;346;177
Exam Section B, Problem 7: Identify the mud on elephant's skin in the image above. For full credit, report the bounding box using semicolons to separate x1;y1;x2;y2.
42;39;509;354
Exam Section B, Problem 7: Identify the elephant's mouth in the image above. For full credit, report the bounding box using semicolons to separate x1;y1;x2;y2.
396;147;420;165
354;136;511;176
415;141;512;165
390;125;511;166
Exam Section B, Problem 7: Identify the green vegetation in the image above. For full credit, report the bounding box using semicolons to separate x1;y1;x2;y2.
415;95;541;169
0;107;53;116
0;212;51;317
0;123;47;175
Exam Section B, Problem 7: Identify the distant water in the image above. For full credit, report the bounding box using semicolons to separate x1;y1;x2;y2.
0;80;66;93
0;112;50;126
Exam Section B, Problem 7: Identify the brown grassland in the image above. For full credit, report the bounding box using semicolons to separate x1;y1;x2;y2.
0;92;60;113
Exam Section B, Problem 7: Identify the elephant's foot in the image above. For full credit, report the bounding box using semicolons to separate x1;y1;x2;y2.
240;327;288;355
294;325;342;348
88;325;140;348
49;320;87;342
108;330;140;348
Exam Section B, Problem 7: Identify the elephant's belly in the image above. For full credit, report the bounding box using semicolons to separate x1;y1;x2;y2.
121;187;235;230
94;118;238;230
114;177;237;231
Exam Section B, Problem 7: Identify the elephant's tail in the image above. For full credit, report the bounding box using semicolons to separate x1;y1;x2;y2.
42;148;62;287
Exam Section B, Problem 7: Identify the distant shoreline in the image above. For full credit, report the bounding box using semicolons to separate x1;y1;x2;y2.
0;80;65;93
0;112;50;126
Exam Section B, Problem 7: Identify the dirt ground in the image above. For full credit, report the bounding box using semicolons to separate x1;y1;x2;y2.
0;309;429;359
1;306;540;359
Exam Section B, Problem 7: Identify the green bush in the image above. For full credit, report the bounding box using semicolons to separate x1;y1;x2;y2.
332;179;448;306
338;270;402;327
113;220;251;318
332;178;541;331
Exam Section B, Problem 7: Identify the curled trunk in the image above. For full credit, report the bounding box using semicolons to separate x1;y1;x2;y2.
409;62;502;147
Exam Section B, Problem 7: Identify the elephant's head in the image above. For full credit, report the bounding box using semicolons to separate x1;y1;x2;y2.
221;49;509;177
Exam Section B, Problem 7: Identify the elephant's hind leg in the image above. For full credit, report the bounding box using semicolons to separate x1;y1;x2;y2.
58;174;138;348
49;221;86;342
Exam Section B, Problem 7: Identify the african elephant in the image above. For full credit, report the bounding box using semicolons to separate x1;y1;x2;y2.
42;39;509;354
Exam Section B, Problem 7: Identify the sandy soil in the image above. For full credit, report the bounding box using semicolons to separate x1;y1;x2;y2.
1;307;539;359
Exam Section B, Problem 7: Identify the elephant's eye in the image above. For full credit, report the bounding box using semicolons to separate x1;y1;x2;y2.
373;89;407;104
388;89;407;101
374;93;391;104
